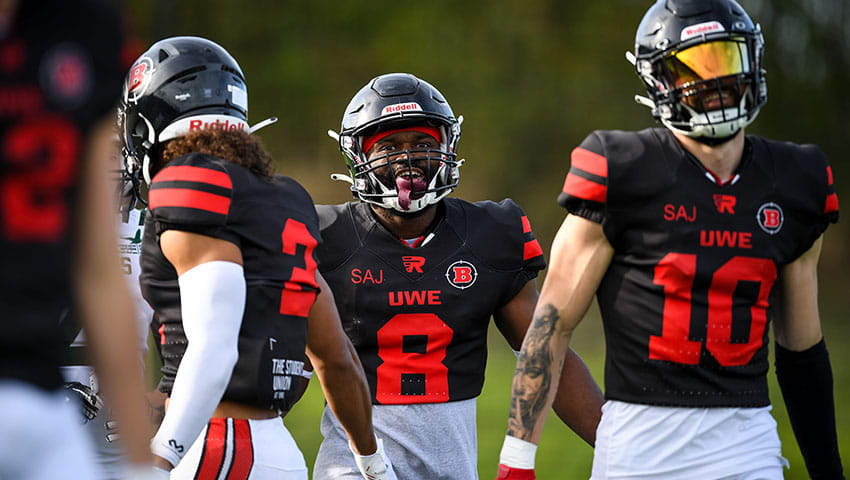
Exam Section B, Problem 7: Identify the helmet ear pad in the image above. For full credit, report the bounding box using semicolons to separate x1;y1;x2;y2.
632;0;767;139
336;73;463;213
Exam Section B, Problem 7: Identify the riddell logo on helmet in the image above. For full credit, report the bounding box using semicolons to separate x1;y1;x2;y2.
188;118;245;132
382;102;422;115
159;114;249;142
681;21;725;41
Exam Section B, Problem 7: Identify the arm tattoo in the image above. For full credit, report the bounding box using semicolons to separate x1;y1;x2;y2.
507;303;562;439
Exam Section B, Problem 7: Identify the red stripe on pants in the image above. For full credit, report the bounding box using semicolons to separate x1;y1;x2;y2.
195;418;227;480
226;419;254;480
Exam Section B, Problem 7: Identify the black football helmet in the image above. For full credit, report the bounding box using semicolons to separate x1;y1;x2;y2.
629;0;767;140
117;36;250;204
330;73;462;213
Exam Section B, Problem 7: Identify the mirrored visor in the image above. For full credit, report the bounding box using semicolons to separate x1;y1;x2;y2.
664;40;750;87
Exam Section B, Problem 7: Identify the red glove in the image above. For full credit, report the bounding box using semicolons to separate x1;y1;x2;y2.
496;464;536;479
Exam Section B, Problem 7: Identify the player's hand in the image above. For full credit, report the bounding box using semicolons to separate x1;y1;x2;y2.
63;381;104;424
351;437;397;480
105;420;120;443
496;464;536;479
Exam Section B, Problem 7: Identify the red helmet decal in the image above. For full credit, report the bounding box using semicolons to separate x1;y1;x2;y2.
126;57;153;102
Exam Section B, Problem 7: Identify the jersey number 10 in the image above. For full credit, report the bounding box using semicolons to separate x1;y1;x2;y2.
649;253;777;367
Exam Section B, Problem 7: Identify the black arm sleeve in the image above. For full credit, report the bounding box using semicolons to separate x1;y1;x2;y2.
775;339;845;480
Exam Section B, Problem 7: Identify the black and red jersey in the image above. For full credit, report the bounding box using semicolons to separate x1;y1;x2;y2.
317;199;545;404
559;127;839;407
141;153;318;413
0;1;129;390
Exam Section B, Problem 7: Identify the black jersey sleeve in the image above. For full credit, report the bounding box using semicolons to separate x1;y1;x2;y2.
315;203;358;272
147;153;240;247
557;131;608;223
468;199;546;307
766;140;840;261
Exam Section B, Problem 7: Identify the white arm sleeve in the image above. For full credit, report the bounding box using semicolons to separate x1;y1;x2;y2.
150;261;245;467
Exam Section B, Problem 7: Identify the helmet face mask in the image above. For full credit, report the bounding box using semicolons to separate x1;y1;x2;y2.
632;0;767;140
334;73;462;213
118;36;250;204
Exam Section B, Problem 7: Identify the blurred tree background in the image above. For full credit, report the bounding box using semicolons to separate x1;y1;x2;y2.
126;1;848;478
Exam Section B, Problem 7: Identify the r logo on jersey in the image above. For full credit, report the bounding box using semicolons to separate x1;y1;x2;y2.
402;256;425;273
446;260;477;289
757;202;783;234
713;194;736;214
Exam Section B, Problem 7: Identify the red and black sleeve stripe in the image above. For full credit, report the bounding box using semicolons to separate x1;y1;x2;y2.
562;147;608;203
520;215;544;262
824;165;839;215
149;165;233;217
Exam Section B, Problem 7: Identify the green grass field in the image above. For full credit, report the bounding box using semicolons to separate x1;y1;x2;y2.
281;304;849;479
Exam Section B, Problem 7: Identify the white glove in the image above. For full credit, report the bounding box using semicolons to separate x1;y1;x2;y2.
350;437;397;480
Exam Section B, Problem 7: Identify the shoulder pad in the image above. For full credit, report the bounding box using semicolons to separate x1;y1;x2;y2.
558;128;678;217
756;138;839;224
148;153;233;235
316;203;361;272
449;198;545;272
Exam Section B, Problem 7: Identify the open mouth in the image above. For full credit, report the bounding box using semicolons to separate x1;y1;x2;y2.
684;88;739;111
394;169;428;210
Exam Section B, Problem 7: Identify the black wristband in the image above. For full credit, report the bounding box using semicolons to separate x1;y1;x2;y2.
775;339;845;480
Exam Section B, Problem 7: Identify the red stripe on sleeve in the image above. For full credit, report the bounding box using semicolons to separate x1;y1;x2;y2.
523;239;543;260
563;173;607;203
825;193;839;214
154;165;233;189
520;215;532;234
149;188;231;215
226;419;254;480
826;166;834;185
196;418;227;480
571;147;608;178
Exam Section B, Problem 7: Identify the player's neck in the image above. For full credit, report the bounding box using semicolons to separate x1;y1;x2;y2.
674;130;746;183
370;204;438;240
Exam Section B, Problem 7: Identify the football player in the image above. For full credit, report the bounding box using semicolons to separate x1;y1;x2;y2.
498;0;844;479
313;72;604;479
0;0;155;478
119;36;394;480
58;173;160;480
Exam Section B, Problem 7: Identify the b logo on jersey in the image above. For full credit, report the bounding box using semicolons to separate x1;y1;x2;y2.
402;256;426;273
446;260;477;289
126;57;153;103
757;202;784;234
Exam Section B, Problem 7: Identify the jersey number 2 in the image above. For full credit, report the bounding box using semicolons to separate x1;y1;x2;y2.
376;313;453;404
0;116;80;241
649;253;776;367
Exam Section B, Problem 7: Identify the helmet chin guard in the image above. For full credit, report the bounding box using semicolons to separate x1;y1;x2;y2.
331;73;464;213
